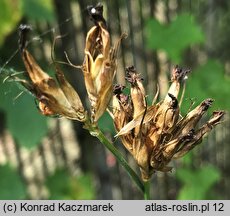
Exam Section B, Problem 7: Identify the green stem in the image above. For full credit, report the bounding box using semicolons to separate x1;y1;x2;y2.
144;181;150;200
84;120;145;194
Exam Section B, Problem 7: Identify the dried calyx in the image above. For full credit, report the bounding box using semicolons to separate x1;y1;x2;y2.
14;3;124;124
16;24;86;121
113;65;225;181
82;3;124;122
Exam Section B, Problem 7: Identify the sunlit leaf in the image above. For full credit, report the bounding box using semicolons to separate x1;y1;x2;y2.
145;13;204;62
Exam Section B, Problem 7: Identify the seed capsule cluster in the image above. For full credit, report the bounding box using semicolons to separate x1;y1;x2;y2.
16;3;123;123
113;66;224;181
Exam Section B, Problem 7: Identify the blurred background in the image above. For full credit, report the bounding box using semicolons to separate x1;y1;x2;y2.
0;0;229;199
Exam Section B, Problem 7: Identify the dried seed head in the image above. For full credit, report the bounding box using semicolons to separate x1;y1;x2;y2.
115;64;224;181
174;98;214;138
112;85;133;152
112;84;132;131
126;66;146;120
18;25;86;121
153;93;179;136
83;4;124;122
173;111;224;159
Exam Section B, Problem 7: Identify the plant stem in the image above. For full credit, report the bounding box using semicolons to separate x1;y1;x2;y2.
97;129;145;193
144;181;150;200
84;120;145;194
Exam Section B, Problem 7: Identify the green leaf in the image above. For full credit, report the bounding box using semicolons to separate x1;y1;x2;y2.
145;13;204;62
0;164;26;199
0;0;22;46
20;0;54;22
181;151;193;166
0;79;48;148
176;165;220;199
46;169;95;200
184;59;230;112
98;111;116;134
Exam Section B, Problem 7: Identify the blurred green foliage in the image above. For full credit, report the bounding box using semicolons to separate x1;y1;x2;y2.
0;0;21;46
20;0;55;22
0;0;55;148
45;170;95;200
98;112;116;134
184;60;230;111
176;163;220;199
0;0;54;46
0;164;26;199
145;13;204;63
0;77;48;148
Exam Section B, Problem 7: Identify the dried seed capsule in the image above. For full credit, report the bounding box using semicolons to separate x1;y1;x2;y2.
154;93;179;134
114;63;224;181
112;84;133;152
173;111;225;158
18;25;86;121
173;98;214;137
126;66;146;119
112;84;128;131
165;65;190;103
83;4;123;122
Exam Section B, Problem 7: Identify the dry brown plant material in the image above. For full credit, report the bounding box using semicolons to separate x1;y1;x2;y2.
17;24;86;121
113;66;224;181
82;3;125;122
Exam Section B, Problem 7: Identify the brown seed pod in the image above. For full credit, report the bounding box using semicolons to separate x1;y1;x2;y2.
115;65;224;181
18;25;86;121
82;4;125;122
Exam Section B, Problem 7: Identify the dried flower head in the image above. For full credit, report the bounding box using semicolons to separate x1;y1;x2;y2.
82;3;125;122
114;66;224;181
16;24;86;121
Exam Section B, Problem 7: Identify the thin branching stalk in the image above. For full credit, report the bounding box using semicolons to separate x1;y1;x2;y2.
84;118;145;195
144;181;150;200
